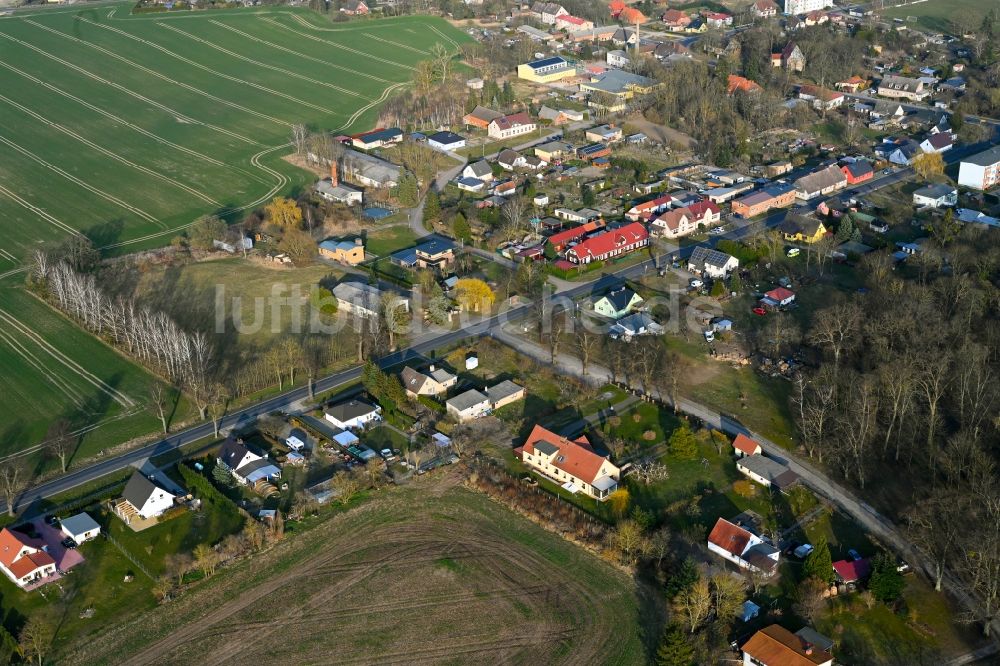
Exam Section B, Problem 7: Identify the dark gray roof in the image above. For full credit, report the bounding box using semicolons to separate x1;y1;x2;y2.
486;380;523;404
122;472;172;508
601;286;639;312
326;399;379;421
534;440;559;456
60;512;100;537
218;438;252;469
780;212;823;236
236;458;279;479
914;183;956;199
738;454;801;489
795;627;835;652
446;389;489;412
689;246;736;270
466;160;492;177
963;145;1000;167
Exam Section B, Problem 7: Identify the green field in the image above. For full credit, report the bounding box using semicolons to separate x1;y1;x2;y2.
883;0;993;33
0;5;467;462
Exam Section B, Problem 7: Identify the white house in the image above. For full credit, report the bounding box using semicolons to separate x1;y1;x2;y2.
217;438;281;486
707;517;779;576
736;454;801;491
325;399;383;430
0;528;57;589
958;145;1000;191
446;389;491;422
688;246;739;279
517;425;620;500
462;160;494;182
487;113;537;140
332;281;409;319
427;131;467;152
60;513;101;544
733;433;762;458
912;183;957;209
114;472;180;524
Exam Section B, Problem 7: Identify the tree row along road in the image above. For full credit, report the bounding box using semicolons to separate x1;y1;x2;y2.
10;136;994;515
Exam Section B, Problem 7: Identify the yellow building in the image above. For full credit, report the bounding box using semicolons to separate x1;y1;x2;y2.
319;238;365;265
779;214;828;244
517;56;577;83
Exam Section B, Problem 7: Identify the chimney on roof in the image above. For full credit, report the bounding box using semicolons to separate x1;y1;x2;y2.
804;644;813;655
331;161;339;187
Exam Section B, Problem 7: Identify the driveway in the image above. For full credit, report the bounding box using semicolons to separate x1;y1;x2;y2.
32;518;85;571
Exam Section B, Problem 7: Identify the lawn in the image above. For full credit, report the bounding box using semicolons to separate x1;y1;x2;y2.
883;0;988;33
0;3;468;462
365;224;419;258
65;476;651;664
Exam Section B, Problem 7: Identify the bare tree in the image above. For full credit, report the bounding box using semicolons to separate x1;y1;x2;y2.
43;419;74;473
500;196;528;243
290;123;308;157
907;489;965;592
208;383;230;439
18;614;54;666
0;459;27;517
149;384;171;434
575;327;601;376
673;577;712;633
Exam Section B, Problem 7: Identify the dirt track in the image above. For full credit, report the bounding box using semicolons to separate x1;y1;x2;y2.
71;474;644;665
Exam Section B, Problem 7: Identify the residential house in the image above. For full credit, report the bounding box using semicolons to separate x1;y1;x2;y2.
752;0;779;18
687;199;722;227
427;131;466;152
315;162;363;205
463;105;503;130
764;161;793;178
580;70;658;112
218;438;281;486
688;246;739;278
351;127;403;150
534;140;574;162
537;106;572;125
319;238;364;265
594;285;644;318
681;18;706;33
733;433;762;458
462;160;494;182
60;513;101;544
400;365;457;397
517;56;577;83
661;9;692;29
654;40;692;61
728;75;762;95
737;454;801;490
0;528;57;589
555;14;594;31
833;558;872;584
793;164;847;200
414;238;456;270
707;517;779;575
957;208;1000;228
498;149;527;171
836;75;868;92
611;26;639;45
547;220;601;251
325;399;382;430
741;624;834;666
878;75;928;102
803;9;828;25
341;150;401;189
912;183;957;209
516;424;620;500
920;132;953;154
877;137;922;166
705;12;732;28
610;312;663;339
564;222;649;264
958;145;1000;191
340;0;369;14
840;160;873;185
456;177;484;192
606;49;631;68
940;76;967;92
488;112;537;140
486;380;526;410
446;389;491;422
772;42;805;71
113;472;179;524
780;212;828;243
332;281;408;318
798;85;844;110
783;0;833;14
530;1;568;24
731;182;796;218
626;194;674;220
652;206;696;238
763;286;796;306
586;124;623;143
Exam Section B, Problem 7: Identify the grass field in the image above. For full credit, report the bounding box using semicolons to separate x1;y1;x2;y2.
0;4;468;461
883;0;989;33
65;475;650;665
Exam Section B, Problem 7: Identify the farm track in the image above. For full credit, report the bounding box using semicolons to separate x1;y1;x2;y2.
262;16;416;71
0;31;259;146
0;92;220;207
75;16;337;115
208;19;395;84
158;21;373;101
25;19;293;128
0;328;88;408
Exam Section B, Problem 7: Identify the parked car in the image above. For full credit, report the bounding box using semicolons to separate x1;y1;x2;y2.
690;278;704;289
794;544;814;559
848;548;862;561
703;330;715;342
786;248;800;257
882;168;892;175
61;538;78;549
45;515;59;527
752;306;767;316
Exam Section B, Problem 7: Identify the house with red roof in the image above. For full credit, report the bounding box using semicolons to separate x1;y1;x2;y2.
833;558;872;584
488;112;538;140
687;199;721;227
564;222;649;264
705;11;732;28
651;207;695;238
728;75;762;95
0;527;57;589
707;517;780;575
733;433;763;458
763;286;796;307
546;220;602;252
752;0;779;18
661;8;691;29
556;14;594;31
626;194;673;221
516;424;621;499
741;624;834;666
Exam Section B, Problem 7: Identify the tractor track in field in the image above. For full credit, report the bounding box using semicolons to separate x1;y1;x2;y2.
25;19;293;128
157;21;373;101
0;327;88;408
208;19;396;84
0;31;259;146
0;92;221;207
0;182;81;238
262;16;416;71
283;13;433;56
75;15;336;115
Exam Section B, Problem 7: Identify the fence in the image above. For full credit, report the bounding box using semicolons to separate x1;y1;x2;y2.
105;531;155;581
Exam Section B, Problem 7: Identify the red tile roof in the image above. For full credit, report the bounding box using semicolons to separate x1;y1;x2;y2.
491;112;533;131
547;221;600;248
766;287;795;302
566;222;648;260
733;433;762;456
833;558;871;582
728;75;762;95
687;199;720;220
0;528;55;580
522;424;610;484
558;14;587;25
742;625;833;666
708;517;753;558
656;207;692;232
